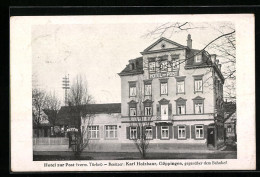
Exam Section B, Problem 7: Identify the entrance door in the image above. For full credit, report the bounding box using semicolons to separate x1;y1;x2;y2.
207;128;215;147
161;105;168;120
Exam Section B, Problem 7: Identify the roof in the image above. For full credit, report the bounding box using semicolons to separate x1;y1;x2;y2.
185;49;224;83
224;111;236;123
118;57;144;76
185;49;212;68
41;103;121;126
142;37;187;53
118;37;224;81
59;103;121;115
223;101;236;114
223;102;236;122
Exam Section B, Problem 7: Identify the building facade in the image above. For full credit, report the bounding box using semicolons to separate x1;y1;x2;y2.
118;35;225;149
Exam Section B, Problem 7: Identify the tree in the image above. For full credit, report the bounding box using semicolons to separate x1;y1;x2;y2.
129;76;154;159
144;22;236;101
44;92;61;136
68;74;94;158
32;88;46;137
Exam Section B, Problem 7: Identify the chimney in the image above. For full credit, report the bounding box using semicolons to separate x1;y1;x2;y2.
211;54;216;63
187;34;192;49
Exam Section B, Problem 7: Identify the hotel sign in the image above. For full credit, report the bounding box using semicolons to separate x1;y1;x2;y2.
150;71;178;79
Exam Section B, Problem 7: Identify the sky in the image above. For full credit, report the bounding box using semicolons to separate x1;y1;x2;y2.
32;19;234;105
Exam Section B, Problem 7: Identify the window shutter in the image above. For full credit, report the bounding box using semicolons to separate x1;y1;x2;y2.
174;126;178;139
142;126;146;139
100;126;104;138
169;126;173;139
168;103;172;119
204;125;208;139
137;127;141;139
186;125;190;139
156;104;160;118
152;126;156;139
157;126;161;139
191;125;195;139
126;127;130;139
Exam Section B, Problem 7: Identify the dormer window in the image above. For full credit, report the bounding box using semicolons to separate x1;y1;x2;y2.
195;54;202;63
130;63;135;70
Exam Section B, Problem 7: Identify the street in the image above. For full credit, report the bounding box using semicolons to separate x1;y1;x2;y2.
33;150;236;161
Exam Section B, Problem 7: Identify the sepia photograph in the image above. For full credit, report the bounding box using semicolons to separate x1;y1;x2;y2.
10;14;255;171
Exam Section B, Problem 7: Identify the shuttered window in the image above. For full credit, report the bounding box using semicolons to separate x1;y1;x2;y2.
161;126;169;139
195;125;204;139
130;127;137;139
178;125;186;139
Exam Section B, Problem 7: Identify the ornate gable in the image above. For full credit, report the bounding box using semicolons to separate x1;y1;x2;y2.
175;97;187;103
142;37;186;53
192;96;205;100
158;98;170;105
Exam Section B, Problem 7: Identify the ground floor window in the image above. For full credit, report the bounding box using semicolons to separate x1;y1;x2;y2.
145;126;153;139
195;125;204;139
161;126;169;139
130;127;137;139
105;125;117;139
88;126;99;139
178;125;186;139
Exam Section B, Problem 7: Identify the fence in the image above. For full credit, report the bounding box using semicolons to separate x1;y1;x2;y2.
33;137;69;145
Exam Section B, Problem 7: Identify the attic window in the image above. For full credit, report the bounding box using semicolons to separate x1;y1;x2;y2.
130;63;135;70
195;54;202;63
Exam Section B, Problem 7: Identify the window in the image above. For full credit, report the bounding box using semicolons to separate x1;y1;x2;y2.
161;104;168;120
129;81;136;97
195;79;203;92
175;97;187;115
171;54;180;68
193;96;205;114
177;105;185;115
195;54;202;63
178;125;186;139
105;125;117;139
145;84;152;96
160;61;168;72
145;127;153;139
145;106;152;116
129;86;136;97
130;108;137;116
195;103;203;114
177;81;185;94
227;125;232;133
161;126;169;139
195;125;204;139
88;126;99;139
149;62;156;72
130;127;137;139
161;82;168;95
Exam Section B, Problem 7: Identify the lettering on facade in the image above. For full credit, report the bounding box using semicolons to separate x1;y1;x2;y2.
149;71;178;79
